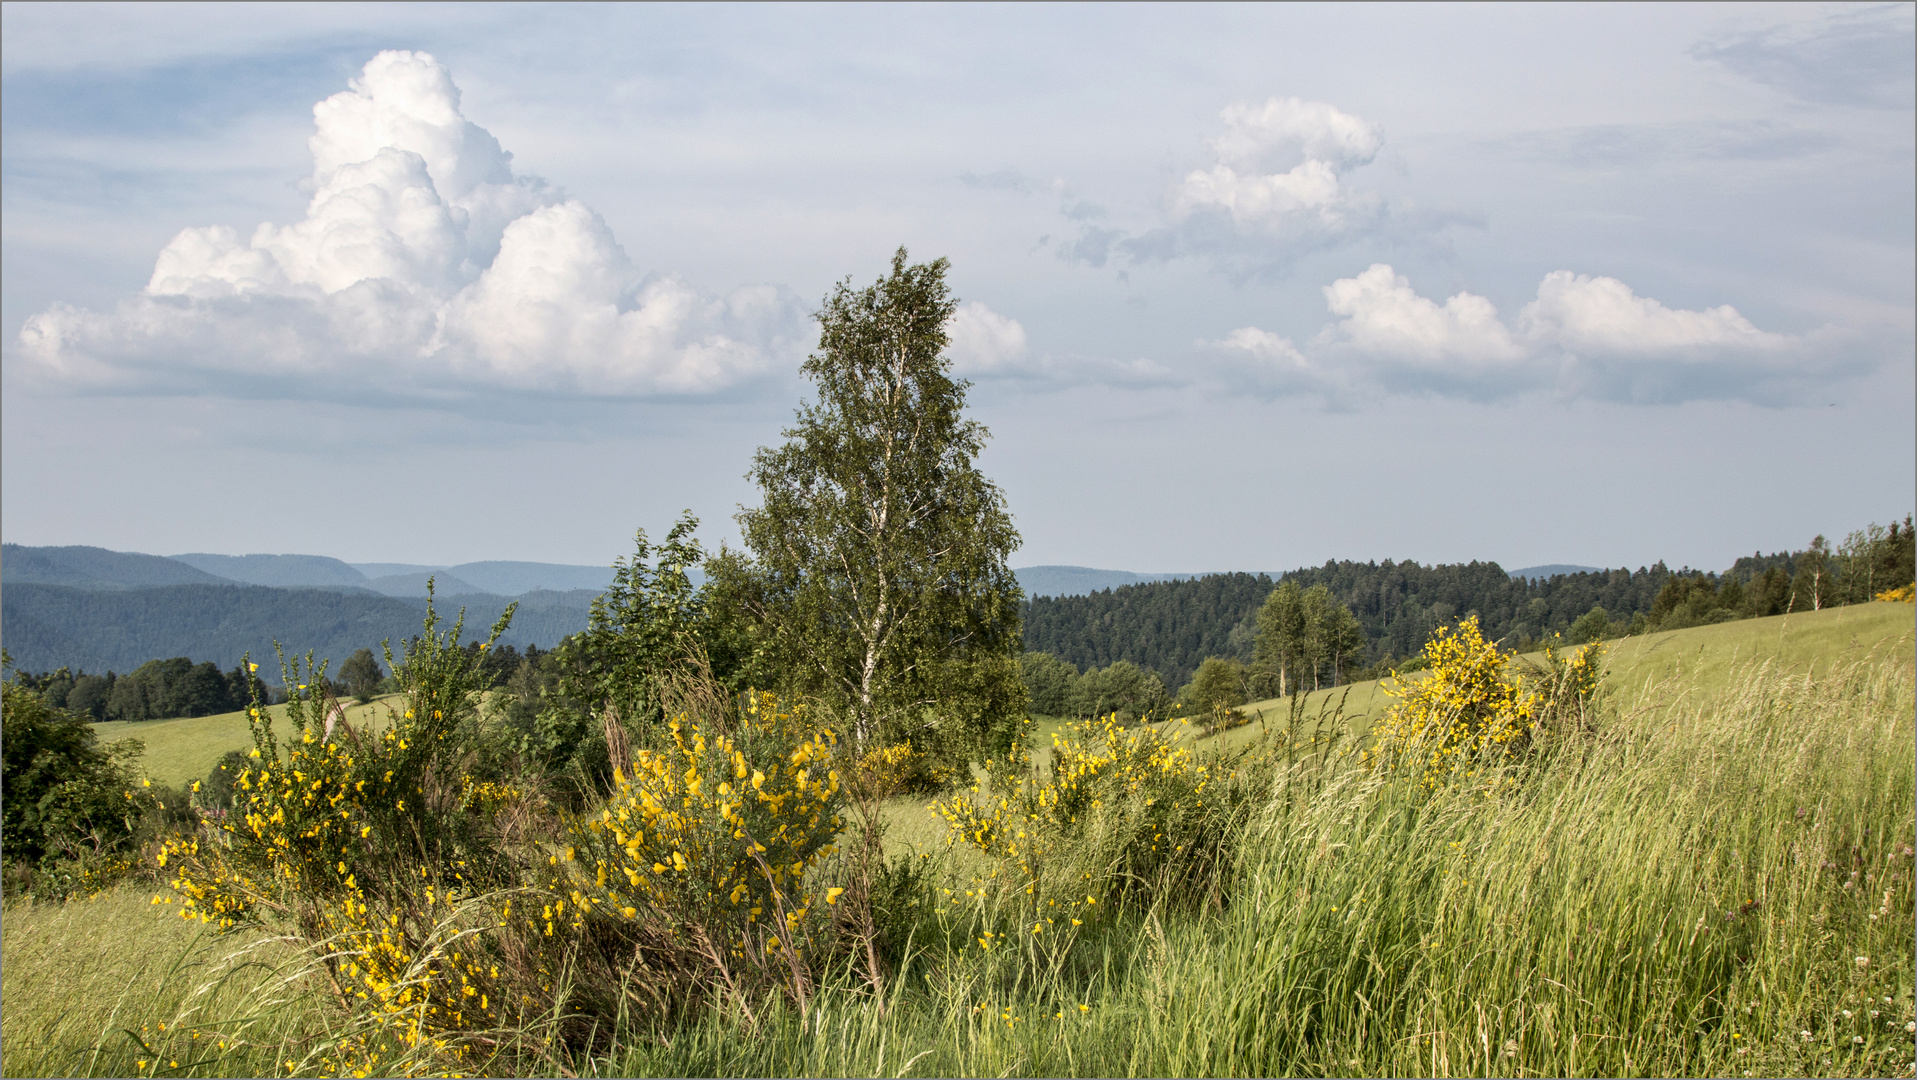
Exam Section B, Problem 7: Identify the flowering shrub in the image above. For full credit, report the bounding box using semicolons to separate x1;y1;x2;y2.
934;714;1228;916
152;597;558;1073
563;692;845;984
1369;616;1603;785
1875;583;1915;603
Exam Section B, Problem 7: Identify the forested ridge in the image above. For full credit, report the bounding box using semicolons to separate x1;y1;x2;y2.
1020;561;1675;688
1;583;599;675
1023;517;1914;690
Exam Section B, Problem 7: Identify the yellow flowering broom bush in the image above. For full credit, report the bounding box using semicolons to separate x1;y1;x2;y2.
560;691;845;1002
1369;615;1602;787
151;596;581;1074
933;713;1235;927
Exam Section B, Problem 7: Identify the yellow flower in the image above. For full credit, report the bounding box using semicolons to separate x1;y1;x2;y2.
825;887;845;905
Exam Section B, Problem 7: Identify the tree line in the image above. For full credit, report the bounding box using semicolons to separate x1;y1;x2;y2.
11;658;272;723
1020;516;1913;696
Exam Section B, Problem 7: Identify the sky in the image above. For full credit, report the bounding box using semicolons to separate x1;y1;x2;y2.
3;1;1912;575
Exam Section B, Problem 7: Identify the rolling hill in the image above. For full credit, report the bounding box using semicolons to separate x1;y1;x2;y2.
1;544;234;589
0;583;600;675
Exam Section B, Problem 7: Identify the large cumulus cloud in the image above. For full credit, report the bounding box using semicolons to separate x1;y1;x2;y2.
14;51;807;401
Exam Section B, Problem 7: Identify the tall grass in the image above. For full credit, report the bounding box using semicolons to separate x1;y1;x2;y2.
604;653;1913;1078
1153;655;1914;1076
0;886;328;1078
8;647;1910;1077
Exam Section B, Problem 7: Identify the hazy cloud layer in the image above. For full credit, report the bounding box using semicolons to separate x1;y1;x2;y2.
1200;264;1849;405
14;51;808;402
1693;4;1916;108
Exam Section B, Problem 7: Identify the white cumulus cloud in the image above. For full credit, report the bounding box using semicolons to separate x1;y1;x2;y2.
1070;96;1448;279
1209;264;1851;404
1320;264;1526;371
1195;326;1321;399
944;301;1031;377
1174;98;1384;232
14;50;803;401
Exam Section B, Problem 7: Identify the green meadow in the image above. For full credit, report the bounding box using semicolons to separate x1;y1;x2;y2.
5;602;1912;1077
92;695;405;790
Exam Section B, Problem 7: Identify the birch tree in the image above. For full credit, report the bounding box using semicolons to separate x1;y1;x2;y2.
734;249;1025;769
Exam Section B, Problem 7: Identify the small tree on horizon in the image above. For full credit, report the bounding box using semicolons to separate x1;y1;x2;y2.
339;647;383;704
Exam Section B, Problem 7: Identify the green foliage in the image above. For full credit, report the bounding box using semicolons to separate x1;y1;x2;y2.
1;655;151;880
197;748;252;812
1252;581;1367;696
734;248;1025;771
337;647;382;703
523;515;708;782
1021;571;1276;690
1070;659;1170;723
1017;651;1079;716
27;656;265;723
1181;656;1247;713
1565;603;1612;644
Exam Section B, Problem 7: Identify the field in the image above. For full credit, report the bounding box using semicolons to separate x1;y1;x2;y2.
5;602;1912;1077
92;695;405;789
1214;601;1915;753
86;604;1911;792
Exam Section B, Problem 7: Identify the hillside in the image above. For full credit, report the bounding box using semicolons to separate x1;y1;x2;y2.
1022;560;1683;686
1;544;233;589
1216;599;1915;750
0;583;599;674
169;552;369;587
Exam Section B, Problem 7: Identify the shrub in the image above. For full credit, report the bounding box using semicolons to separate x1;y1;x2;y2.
2;662;156;896
933;714;1233;917
152;594;557;1073
561;691;846;1009
1368;615;1599;786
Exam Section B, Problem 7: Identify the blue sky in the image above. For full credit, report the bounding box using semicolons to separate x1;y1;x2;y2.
3;2;1911;573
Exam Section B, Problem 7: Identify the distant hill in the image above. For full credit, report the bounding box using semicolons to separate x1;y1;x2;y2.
1;544;233;589
171;552;370;587
365;572;489;598
1013;566;1201;598
1;582;598;675
350;562;446;579
1509;564;1603;581
347;561;616;594
1022;572;1275;688
1022;560;1678;689
448;561;614;595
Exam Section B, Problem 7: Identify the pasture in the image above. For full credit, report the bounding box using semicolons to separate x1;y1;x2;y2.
4;601;1910;1076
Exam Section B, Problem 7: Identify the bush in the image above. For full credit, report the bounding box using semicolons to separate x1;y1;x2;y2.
1368;615;1598;786
933;714;1237;918
2;662;156;896
562;691;846;1009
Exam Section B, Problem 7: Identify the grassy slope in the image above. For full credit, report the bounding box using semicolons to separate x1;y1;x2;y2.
645;604;1917;1078
85;602;1911;802
0;887;324;1078
1210;600;1915;754
94;694;405;789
